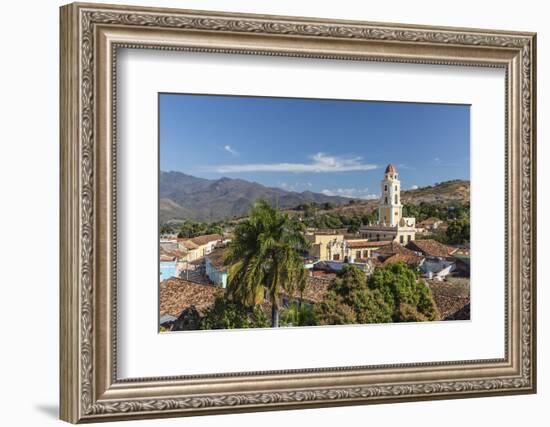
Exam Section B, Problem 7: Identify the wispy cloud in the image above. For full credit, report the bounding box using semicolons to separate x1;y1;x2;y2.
279;182;313;192
223;145;239;156
206;153;378;174
321;187;379;200
398;163;415;170
410;184;419;190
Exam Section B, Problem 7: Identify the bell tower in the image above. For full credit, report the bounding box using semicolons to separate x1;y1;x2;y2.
378;164;402;226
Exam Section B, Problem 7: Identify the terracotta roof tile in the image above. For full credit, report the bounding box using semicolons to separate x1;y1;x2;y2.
347;240;391;249
427;280;470;320
178;239;199;250
159;278;223;317
376;241;417;256
418;217;442;226
381;252;423;267
189;234;223;246
160;246;188;259
406;239;457;257
310;270;337;279
299;276;331;303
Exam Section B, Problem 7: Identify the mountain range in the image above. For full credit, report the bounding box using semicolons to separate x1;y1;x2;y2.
160;171;349;222
160;171;470;223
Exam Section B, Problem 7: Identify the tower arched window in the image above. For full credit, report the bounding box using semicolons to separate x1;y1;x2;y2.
384;185;387;192
395;194;398;204
385;197;388;204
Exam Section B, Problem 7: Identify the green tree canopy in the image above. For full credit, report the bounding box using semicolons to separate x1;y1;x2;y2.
316;263;439;325
315;264;393;325
201;295;269;330
368;262;439;322
446;218;470;244
177;220;225;238
402;201;470;222
280;303;319;327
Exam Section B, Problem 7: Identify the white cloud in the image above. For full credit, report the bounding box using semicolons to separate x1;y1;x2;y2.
321;188;379;200
410;184;419;190
279;182;313;191
207;152;377;173
223;145;239;156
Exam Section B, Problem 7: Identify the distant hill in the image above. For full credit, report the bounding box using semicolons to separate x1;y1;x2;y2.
160;171;350;222
295;179;470;218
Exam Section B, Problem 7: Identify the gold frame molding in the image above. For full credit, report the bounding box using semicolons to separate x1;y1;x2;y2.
60;2;537;423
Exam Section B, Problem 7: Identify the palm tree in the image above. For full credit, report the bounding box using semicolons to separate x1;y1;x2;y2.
224;200;310;327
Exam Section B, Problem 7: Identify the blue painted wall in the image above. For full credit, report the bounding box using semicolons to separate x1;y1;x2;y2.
160;261;177;281
205;258;227;288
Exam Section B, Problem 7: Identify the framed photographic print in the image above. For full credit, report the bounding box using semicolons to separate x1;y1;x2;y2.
60;2;537;423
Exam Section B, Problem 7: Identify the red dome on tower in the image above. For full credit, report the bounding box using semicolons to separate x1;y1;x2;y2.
385;164;397;174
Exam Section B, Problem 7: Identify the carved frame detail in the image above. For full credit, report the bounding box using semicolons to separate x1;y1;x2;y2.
60;2;536;423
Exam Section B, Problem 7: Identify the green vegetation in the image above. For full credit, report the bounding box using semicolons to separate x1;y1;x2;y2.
415;216;470;245
294;199;470;237
295;201;377;233
170;263;439;331
163;198;470;242
225;200;310;327
368;262;439;322
445;218;470;244
315;265;392;325
280;303;319;327
315;263;438;325
201;296;269;329
402;201;470;222
160;223;175;235
171;296;268;331
175;220;226;238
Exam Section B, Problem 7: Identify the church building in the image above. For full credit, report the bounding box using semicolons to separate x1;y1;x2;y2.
359;164;417;244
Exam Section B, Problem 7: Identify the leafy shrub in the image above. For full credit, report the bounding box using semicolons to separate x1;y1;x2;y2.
368;262;439;322
280;303;320;327
446;218;470;244
200;295;269;330
316;265;392;325
173;306;203;331
315;263;439;325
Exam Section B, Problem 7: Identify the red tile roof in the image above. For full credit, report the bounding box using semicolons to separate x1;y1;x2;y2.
418;217;442;226
310;270;337;280
427;280;470;320
381;252;423;267
298;276;331;303
189;234;223;246
178;239;199;250
347;240;391;249
406;239;457;257
376;241;417;256
159;278;223;317
160;246;188;259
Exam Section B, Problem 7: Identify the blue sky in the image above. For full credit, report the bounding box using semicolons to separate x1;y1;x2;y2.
159;93;470;199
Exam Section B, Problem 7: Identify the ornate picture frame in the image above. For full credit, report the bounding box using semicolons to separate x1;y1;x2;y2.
60;2;536;423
